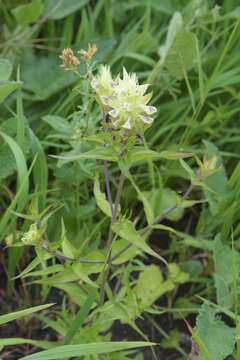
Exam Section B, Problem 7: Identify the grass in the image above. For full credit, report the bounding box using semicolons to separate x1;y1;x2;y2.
1;0;240;359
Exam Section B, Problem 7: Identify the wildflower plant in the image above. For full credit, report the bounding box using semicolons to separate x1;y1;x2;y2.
15;44;220;358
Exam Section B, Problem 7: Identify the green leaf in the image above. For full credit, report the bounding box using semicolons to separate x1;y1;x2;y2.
0;338;55;350
0;81;22;103
62;287;98;345
94;171;112;217
181;260;203;278
129;147;193;163
81;251;105;274
42;115;72;135
51;146;118;163
213;235;238;307
111;239;138;264
155;188;184;222
202;140;228;215
45;0;89;20
0;59;12;81
72;263;98;287
195;302;235;360
112;219;167;263
159;11;183;61
159;12;197;77
168;263;189;284
133;265;174;306
164;29;197;77
173;297;200;320
122;167;154;224
0;303;54;325
137;0;173;14
0;142;16;181
161;329;180;349
19;342;155;360
0;131;29;241
12;0;43;27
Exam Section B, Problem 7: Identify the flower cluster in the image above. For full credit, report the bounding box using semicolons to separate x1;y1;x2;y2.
91;66;156;134
59;48;80;71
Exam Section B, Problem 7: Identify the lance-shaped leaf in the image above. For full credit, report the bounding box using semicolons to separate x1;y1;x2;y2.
129;147;193;163
50;146;118;163
112;219;167;264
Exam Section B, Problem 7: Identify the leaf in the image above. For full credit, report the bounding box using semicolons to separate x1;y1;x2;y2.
112;219;167;264
0;59;13;81
137;0;173;14
164;29;197;77
168;263;189;284
12;0;43;27
173;297;200;320
213;235;239;307
45;0;89;20
51;146;118;163
0;338;55;350
122;167;154;224
0;142;16;181
111;239;138;264
181;260;203;279
42;115;72;135
133;264;174;307
129;147;193;163
155;188;184;221
0;303;54;325
0;81;22;103
161;329;180;349
0;131;29;241
195;302;235;360
81;251;105;274
161;12;183;58
202;140;228;215
72;263;98;288
19;342;155;360
159;12;197;77
94;171;112;217
62;287;98;345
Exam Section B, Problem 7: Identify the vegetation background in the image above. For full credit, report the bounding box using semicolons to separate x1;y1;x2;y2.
1;0;240;359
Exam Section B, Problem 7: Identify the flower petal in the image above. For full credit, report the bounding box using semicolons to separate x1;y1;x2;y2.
109;108;120;118
122;118;131;129
138;115;153;124
100;96;112;106
140;104;157;114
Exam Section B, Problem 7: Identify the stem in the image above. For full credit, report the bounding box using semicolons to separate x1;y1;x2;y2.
102;109;114;216
99;172;125;305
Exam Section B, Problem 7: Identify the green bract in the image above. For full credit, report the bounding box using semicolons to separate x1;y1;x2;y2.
91;66;156;135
